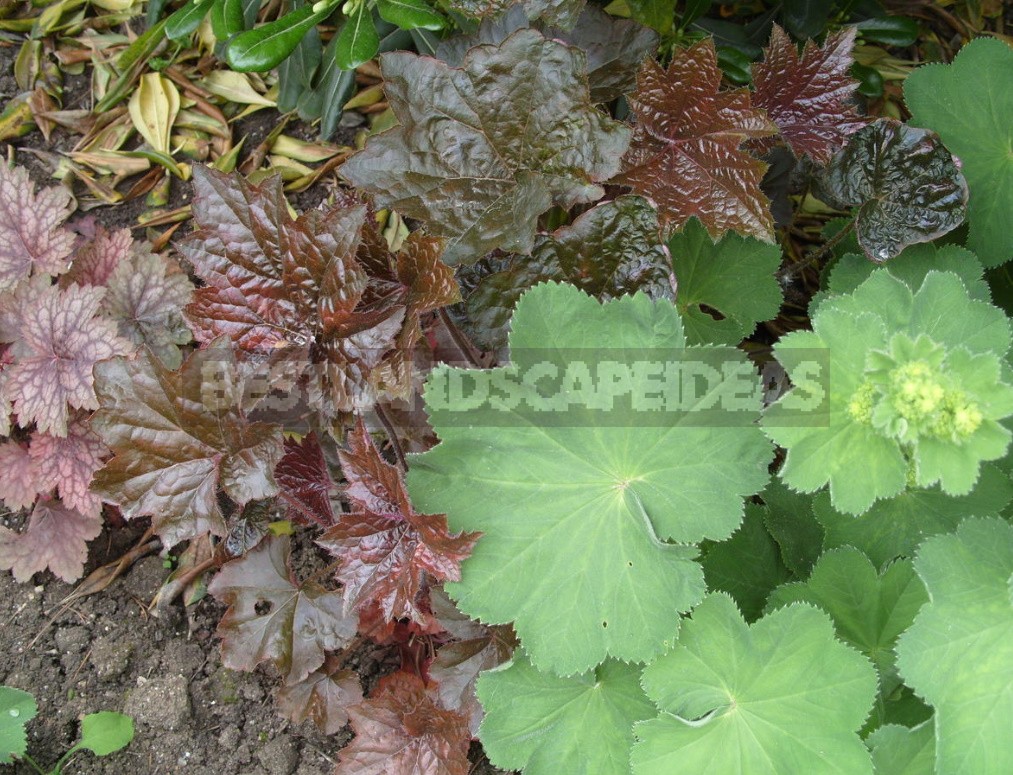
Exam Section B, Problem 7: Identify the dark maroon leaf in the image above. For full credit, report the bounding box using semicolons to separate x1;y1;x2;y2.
340;29;631;264
0;498;102;583
208;535;356;684
91;339;284;546
751;24;867;164
274;432;337;527
317;419;479;624
336;671;472;775
613;38;778;241
448;0;584;29
275;656;362;734
814;118;969;262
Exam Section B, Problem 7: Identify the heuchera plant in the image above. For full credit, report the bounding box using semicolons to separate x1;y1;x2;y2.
2;6;1012;773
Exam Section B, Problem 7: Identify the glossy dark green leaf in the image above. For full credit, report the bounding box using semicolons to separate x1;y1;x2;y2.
335;3;380;70
316;37;357;138
850;61;883;98
780;0;832;40
146;0;170;25
678;0;709;29
211;0;246;40
716;44;753;84
377;0;444;31
225;5;332;73
814;118;968;262
166;0;215;42
278;3;322;114
854;16;919;47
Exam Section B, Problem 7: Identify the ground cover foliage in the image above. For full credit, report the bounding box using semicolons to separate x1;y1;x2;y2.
1;0;1013;772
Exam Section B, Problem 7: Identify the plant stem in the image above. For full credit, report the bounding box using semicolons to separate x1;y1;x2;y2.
375;402;407;471
437;307;483;368
777;218;856;286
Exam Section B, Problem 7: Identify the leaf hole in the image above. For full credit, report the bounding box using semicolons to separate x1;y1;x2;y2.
255;600;273;616
697;303;726;322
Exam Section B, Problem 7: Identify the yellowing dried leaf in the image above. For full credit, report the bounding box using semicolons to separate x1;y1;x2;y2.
128;73;180;155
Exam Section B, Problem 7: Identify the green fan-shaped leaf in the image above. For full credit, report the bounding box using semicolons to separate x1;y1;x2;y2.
813;462;1013;567
74;711;134;756
867;723;935;775
477;652;655;775
667;218;783;345
904;38;1013;268
702;503;790;621
896;518;1013;775
766;548;927;702
407;282;773;675
764;269;1013;515
759;480;824;576
0;686;37;764
632;593;877;774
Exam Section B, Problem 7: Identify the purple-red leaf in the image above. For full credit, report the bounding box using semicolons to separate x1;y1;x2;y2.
208;534;356;685
613;39;778;241
0;163;75;292
752;25;866;164
274;432;337;527
317;420;479;624
0;498;102;582
91;340;284;546
1;278;132;436
30;412;108;515
336;671;472;775
59;226;132;288
274;657;362;734
0;441;39;511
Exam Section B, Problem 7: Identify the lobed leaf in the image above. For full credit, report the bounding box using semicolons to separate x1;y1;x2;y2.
0;499;103;583
866;723;935;775
447;0;585;29
274;658;362;735
30;412;108;514
0;686;37;765
0;441;39;511
274;432;337;527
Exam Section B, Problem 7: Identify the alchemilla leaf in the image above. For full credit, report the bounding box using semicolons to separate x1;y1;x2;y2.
751;24;866;164
896;518;1013;775
632;593;877;775
477;652;655;775
764;269;1013;515
208;535;356;685
866;722;935;775
613;38;777;242
340;29;630;264
408;282;772;675
91;340;285;545
814;118;968;262
904;37;1013;267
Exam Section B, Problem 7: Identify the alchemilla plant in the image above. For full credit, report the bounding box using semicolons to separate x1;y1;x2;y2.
2;1;1013;772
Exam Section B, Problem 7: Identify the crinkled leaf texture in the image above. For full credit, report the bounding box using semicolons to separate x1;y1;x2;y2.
467;196;673;350
0;441;39;511
336;671;471;775
764;269;1013;515
0;163;75;292
751;24;865;164
30;411;108;514
340;29;631;264
408;282;773;675
91;340;285;546
867;722;935;775
896;518;1013;775
317;419;478;624
0;498;102;583
814;118;968;262
274;432;337;527
1;278;132;436
632;593;877;775
667;218;782;345
447;0;584;30
613;38;777;242
274;657;362;735
208;535;356;685
477;652;655;775
904;38;1013;267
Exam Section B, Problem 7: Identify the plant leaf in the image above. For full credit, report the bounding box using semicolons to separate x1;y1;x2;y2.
896;518;1013;775
274;432;337;527
632;593;877;774
667;218;782;345
91;340;284;546
751;24;866;164
30;412;108;514
317;419;479;624
0;686;36;764
0;162;75;292
408;282;773;675
447;0;585;29
335;3;379;71
274;658;362;735
477;652;656;775
0;441;39;511
758;480;824;576
336;671;471;775
208;534;356;684
1;278;132;437
339;29;631;264
866;723;935;775
814;118;968;262
74;711;134;756
904;37;1013;267
466;196;673;350
0;498;103;583
59;226;132;287
613;39;777;242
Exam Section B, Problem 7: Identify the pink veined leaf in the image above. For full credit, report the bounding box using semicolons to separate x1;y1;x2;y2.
612;38;778;241
30;411;108;514
274;432;337;528
274;656;363;735
0;498;103;583
336;671;472;775
0;440;40;511
208;534;357;685
1;278;133;437
751;24;867;164
59;226;132;288
317;419;480;624
0;163;76;292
